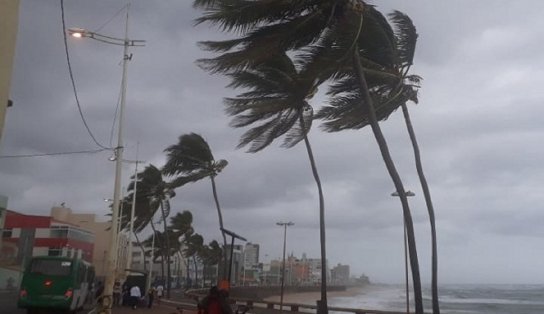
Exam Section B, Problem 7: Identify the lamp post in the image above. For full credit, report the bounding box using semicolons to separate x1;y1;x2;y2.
68;7;145;313
391;190;415;314
276;221;294;314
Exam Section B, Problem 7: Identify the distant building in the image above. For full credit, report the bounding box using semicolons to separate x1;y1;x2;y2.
243;242;259;268
1;210;95;267
225;244;243;285
331;263;350;284
49;206;129;278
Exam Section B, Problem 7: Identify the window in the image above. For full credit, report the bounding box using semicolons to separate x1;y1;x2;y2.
48;248;62;257
2;229;12;238
30;259;72;276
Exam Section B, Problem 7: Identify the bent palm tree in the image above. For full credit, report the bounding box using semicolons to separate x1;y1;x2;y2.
162;133;229;278
193;1;424;312
390;11;439;313
128;164;175;298
223;53;330;311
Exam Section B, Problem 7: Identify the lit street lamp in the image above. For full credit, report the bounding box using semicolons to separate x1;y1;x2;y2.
391;190;415;314
68;5;145;314
276;221;294;314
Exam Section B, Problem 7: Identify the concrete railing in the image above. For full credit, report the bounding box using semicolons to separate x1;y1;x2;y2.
184;287;412;314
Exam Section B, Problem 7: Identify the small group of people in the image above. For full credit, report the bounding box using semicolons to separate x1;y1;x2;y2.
93;280;164;310
145;283;164;308
125;283;164;309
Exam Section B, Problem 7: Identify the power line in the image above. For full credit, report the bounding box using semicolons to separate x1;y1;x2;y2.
0;148;109;159
93;4;128;34
60;0;110;150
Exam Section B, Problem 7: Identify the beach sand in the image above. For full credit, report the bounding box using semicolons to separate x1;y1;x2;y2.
263;287;365;305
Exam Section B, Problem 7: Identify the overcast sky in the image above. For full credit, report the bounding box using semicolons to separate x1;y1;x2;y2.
2;0;544;285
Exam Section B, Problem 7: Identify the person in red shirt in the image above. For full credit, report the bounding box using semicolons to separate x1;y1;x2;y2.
198;286;233;314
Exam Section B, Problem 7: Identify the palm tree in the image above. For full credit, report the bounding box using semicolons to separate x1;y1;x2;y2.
184;233;204;287
127;164;176;299
389;11;438;313
315;9;437;313
162;133;229;278
222;52;330;309
200;240;223;285
169;211;195;287
193;1;425;313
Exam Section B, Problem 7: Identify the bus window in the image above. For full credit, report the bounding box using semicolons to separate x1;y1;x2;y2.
30;259;72;276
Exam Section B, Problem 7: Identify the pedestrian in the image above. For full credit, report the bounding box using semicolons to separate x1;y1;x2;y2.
113;281;122;306
156;283;164;304
130;284;142;310
147;286;156;308
95;281;104;304
198;286;233;314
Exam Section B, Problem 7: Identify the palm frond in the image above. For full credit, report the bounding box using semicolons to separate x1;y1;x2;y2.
388;10;418;69
163;133;214;176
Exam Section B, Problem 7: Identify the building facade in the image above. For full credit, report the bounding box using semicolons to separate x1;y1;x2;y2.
1;210;95;267
49;206;129;278
330;263;350;285
243;242;259;268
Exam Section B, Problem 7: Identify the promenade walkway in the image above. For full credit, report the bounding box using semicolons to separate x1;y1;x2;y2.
111;302;198;314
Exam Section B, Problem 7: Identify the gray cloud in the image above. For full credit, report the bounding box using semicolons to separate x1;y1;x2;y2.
2;0;544;285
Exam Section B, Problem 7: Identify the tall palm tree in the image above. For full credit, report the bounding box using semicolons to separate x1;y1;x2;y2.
193;1;425;313
127;164;176;299
184;233;204;287
223;52;330;310
200;240;223;285
315;9;437;313
389;11;438;313
162;133;229;278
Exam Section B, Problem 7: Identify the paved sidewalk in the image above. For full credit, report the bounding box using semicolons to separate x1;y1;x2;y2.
111;301;198;314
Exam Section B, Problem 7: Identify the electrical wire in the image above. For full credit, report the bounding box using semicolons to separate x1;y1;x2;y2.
0;148;109;159
60;0;111;150
93;4;128;34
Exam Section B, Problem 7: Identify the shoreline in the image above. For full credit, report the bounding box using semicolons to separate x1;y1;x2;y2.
263;286;365;305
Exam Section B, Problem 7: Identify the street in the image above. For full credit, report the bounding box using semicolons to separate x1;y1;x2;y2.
0;290;24;313
0;289;196;314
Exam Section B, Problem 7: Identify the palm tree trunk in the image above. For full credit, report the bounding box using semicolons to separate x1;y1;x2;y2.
160;202;171;299
186;258;191;288
401;103;439;313
299;113;328;314
210;176;228;280
133;231;146;272
193;256;199;287
150;221;165;280
352;47;424;314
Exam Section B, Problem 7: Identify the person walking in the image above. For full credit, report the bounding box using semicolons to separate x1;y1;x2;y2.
113;281;122;307
156;283;164;305
147;286;156;308
129;284;142;310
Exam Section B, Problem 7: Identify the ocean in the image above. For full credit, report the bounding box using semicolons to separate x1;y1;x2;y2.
327;284;544;314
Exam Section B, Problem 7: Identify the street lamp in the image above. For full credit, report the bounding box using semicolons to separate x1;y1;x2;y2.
391;190;415;314
69;6;145;314
276;221;294;314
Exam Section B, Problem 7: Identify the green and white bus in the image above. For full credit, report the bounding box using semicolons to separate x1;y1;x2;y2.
18;256;95;314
